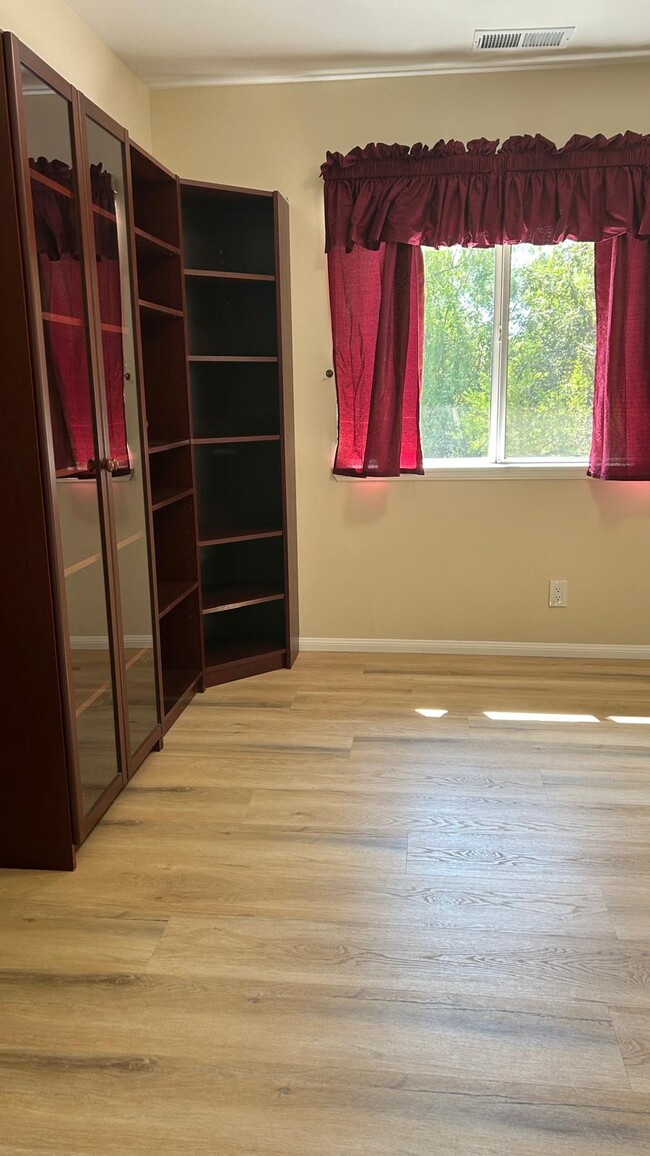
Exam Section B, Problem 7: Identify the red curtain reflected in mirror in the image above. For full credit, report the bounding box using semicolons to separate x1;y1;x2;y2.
30;158;129;477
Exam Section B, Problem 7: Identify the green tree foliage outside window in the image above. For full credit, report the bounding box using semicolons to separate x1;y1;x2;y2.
421;241;595;462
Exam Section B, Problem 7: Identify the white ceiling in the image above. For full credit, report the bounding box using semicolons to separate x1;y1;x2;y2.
66;0;650;86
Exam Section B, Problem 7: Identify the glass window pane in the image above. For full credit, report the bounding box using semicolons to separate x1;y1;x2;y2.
505;241;595;459
422;246;495;459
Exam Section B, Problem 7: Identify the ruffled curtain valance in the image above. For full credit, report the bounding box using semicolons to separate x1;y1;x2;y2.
322;134;650;252
322;135;650;479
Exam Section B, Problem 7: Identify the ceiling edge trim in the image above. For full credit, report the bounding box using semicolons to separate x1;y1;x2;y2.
144;47;650;89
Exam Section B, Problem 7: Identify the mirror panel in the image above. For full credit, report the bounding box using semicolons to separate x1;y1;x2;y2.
20;65;122;815
84;114;159;757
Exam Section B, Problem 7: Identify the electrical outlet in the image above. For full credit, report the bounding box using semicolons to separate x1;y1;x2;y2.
549;579;568;607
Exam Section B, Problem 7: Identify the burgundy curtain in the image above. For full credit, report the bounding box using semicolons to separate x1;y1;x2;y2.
322;134;650;479
328;242;423;475
590;234;650;478
30;158;129;478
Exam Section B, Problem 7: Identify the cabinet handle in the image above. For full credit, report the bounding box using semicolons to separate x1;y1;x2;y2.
102;458;120;473
87;458;99;473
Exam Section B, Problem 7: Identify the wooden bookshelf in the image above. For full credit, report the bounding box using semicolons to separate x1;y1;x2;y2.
181;180;298;687
129;143;203;721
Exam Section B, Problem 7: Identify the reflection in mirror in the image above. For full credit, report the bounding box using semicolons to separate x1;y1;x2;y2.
84;115;159;756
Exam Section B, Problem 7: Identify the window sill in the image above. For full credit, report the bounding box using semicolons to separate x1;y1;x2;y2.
334;463;589;481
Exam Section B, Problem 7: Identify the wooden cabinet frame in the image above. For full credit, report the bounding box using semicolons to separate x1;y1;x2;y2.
0;32;298;869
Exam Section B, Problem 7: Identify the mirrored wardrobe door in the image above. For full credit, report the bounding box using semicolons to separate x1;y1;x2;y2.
79;101;161;763
9;51;124;826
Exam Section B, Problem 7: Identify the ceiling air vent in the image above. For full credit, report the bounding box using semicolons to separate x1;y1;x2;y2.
473;28;575;52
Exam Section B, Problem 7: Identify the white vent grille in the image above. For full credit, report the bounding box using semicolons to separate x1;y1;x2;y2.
473;27;575;52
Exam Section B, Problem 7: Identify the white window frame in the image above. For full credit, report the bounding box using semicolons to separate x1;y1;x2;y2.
421;243;590;480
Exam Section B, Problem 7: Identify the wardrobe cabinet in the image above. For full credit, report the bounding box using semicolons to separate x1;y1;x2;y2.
1;37;162;867
0;33;297;871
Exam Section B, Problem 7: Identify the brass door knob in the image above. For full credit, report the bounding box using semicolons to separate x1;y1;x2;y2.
102;458;120;472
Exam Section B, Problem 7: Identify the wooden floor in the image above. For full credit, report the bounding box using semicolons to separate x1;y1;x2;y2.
2;652;650;1154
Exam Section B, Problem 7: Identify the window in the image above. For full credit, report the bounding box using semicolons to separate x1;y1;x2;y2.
421;241;596;470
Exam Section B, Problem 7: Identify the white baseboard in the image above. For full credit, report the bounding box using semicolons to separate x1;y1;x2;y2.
71;635;153;650
299;637;650;660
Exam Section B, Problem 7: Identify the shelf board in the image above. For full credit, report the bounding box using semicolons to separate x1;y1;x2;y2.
64;551;101;579
43;311;126;335
74;647;148;719
55;465;85;478
75;681;109;719
158;579;199;619
134;226;180;257
203;586;285;614
204;638;286;671
193;435;280;445
139;299;184;320
43;311;82;328
152;486;194;512
163;677;200;732
148;438;190;455
117;530;145;552
162;670;201;719
63;531;143;579
30;168;72;199
188;355;278;364
125;646;149;671
184;269;275;284
199;526;283;547
93;202;117;223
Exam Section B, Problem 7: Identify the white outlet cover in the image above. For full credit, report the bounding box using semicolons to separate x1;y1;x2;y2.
549;579;568;607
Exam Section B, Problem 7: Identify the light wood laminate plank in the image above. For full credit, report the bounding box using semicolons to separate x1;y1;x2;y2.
2;652;650;1154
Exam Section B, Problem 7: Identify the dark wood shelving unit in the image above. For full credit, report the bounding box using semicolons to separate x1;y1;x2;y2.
1;31;297;870
129;143;203;725
181;179;298;687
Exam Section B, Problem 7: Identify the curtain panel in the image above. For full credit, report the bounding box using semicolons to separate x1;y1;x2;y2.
322;135;650;479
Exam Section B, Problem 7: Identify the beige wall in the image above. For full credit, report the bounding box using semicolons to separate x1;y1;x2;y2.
150;66;650;645
0;0;150;144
